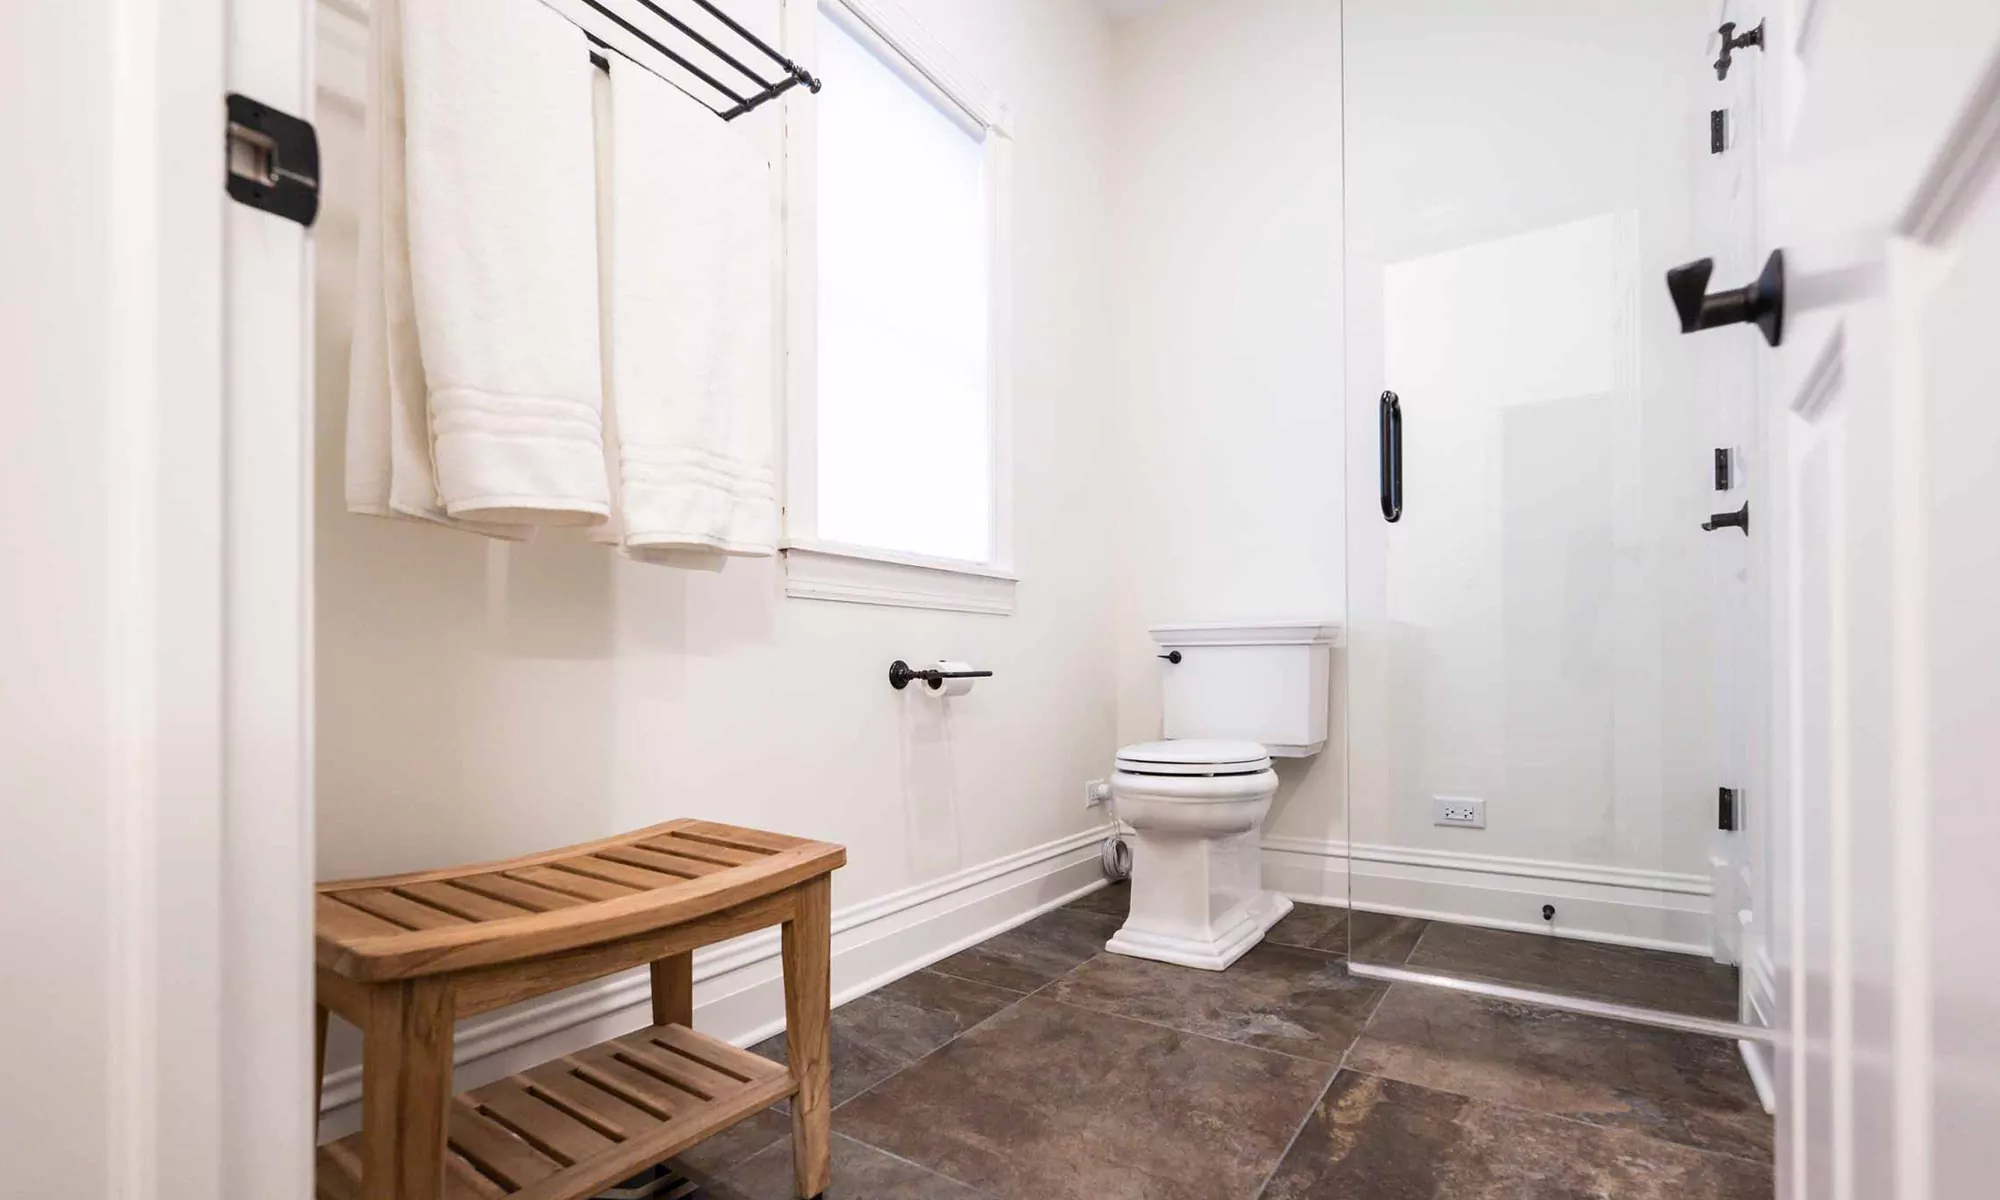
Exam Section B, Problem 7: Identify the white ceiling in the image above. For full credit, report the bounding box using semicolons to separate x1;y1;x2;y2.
1096;0;1175;20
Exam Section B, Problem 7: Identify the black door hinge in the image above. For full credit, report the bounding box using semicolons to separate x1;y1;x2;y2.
1710;108;1728;154
226;93;319;228
1714;447;1733;491
1718;787;1743;832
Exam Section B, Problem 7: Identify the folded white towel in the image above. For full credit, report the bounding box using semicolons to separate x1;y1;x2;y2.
588;66;731;573
345;0;526;540
595;56;778;559
399;0;610;527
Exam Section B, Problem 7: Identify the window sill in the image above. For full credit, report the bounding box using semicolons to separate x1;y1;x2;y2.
781;539;1016;615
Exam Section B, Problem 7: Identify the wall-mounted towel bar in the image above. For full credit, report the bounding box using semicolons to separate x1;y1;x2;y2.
888;660;994;691
569;0;821;121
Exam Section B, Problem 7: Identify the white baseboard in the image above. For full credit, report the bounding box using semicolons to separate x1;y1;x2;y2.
1261;835;1714;956
1739;1037;1777;1114
1737;949;1778;1113
1743;946;1778;1020
318;824;1115;1139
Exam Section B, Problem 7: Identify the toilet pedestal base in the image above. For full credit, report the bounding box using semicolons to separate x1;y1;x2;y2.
1106;890;1291;970
1104;829;1291;971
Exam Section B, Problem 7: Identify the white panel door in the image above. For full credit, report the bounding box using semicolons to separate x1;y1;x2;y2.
0;0;313;1194
227;0;319;1191
1752;1;2000;1196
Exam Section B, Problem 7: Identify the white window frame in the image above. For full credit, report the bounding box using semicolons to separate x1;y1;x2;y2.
779;0;1017;615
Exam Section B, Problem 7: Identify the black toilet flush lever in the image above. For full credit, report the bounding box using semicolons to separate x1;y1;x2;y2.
1158;650;1182;664
1702;502;1750;535
1667;249;1785;347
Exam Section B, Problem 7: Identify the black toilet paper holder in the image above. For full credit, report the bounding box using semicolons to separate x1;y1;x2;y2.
888;660;995;691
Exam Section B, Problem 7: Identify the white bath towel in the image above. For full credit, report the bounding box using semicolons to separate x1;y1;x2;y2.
595;56;778;559
399;0;610;526
345;0;526;540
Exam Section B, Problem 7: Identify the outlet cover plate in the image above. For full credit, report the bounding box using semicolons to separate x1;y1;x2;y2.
1433;796;1486;829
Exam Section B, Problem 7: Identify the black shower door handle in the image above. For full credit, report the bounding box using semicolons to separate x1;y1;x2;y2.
1380;390;1403;523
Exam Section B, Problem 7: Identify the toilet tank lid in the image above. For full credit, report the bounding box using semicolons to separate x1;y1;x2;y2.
1115;739;1272;775
1150;621;1342;647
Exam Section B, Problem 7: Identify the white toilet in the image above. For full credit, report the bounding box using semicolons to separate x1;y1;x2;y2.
1106;621;1339;970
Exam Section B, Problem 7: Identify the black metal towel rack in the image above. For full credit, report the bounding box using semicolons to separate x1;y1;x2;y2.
567;0;821;121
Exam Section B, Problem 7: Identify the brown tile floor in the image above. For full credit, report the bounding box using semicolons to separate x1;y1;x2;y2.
670;888;1772;1200
1400;919;1742;1021
1271;895;1741;1021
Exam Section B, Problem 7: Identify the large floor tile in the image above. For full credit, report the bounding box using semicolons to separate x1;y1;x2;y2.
1265;903;1428;964
1041;943;1385;1063
927;907;1122;992
1264;902;1345;951
747;967;1023;1108
1063;880;1131;918
837;996;1333;1200
697;1132;986;1199
670;1109;793;1180
1405;921;1740;1019
1259;1071;1774;1200
1344;984;1772;1161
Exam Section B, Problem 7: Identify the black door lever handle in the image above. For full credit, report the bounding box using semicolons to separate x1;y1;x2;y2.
1666;250;1785;346
1702;502;1749;535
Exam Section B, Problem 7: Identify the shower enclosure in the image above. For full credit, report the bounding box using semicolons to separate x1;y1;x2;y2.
1341;0;1767;1029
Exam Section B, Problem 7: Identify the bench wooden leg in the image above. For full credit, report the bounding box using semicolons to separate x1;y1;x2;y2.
362;979;454;1200
650;953;695;1027
782;876;832;1199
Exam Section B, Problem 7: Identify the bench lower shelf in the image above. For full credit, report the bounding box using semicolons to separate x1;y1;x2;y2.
316;1023;794;1200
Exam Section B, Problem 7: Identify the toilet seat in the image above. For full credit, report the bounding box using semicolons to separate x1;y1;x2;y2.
1114;739;1271;777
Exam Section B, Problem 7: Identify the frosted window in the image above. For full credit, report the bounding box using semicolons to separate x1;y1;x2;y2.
816;8;991;562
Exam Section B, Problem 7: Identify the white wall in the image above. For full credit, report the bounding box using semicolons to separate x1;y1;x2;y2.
3;4;116;1186
1105;0;1347;841
313;0;1116;1117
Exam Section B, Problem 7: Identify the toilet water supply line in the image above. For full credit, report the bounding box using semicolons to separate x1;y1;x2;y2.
1101;789;1132;881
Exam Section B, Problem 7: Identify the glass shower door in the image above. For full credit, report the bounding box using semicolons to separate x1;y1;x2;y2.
1341;0;1747;1023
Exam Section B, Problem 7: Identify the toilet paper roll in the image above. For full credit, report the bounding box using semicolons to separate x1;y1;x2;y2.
929;660;978;697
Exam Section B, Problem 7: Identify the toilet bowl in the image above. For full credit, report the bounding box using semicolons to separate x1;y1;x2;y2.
1105;739;1294;970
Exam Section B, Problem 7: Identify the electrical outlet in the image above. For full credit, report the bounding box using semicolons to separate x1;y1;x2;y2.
1084;779;1112;809
1433;796;1485;829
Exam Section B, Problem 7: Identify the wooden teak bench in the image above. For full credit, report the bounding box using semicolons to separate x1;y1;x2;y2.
312;820;845;1200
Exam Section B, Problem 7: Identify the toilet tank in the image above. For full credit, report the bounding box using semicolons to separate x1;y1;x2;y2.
1154;621;1341;757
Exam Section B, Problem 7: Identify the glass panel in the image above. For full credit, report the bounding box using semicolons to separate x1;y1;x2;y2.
1342;0;1748;1020
816;9;991;562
